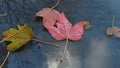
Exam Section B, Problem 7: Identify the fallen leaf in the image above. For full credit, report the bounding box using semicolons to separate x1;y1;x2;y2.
112;26;120;38
1;24;60;52
35;8;60;27
47;12;86;41
106;26;120;38
106;16;120;38
0;24;60;68
46;12;89;61
2;24;33;51
106;27;113;35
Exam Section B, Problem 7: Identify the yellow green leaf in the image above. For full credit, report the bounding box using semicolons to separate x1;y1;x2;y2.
2;24;33;51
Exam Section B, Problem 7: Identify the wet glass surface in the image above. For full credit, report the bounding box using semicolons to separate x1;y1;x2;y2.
0;0;120;68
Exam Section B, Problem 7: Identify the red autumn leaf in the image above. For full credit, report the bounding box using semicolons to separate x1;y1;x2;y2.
35;0;91;62
46;12;87;62
35;8;60;27
47;12;85;41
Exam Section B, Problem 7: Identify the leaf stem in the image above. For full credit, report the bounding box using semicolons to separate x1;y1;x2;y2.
33;39;59;48
0;13;7;17
60;36;69;62
0;52;10;68
51;0;61;9
112;16;115;27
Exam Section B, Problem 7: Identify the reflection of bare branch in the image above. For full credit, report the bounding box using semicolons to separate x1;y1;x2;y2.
4;0;20;24
0;13;7;17
28;0;37;11
1;0;39;24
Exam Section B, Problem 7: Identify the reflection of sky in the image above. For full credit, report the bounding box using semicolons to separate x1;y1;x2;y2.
46;37;111;68
47;50;82;68
85;38;110;68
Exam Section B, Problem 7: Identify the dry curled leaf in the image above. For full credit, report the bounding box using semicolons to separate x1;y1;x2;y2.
35;8;60;27
106;26;120;38
2;24;33;51
106;27;113;35
112;26;120;38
